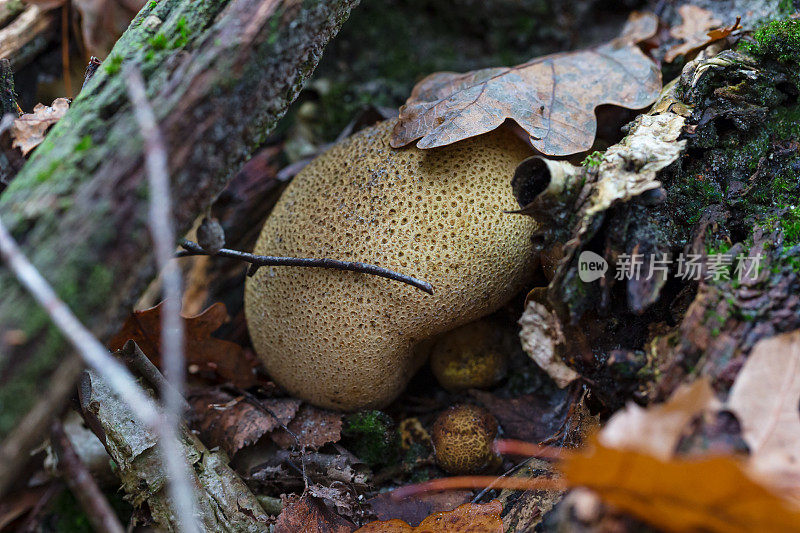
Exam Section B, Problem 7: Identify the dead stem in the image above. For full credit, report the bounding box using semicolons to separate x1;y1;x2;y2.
125;65;199;533
50;420;125;533
390;475;566;500
178;238;435;295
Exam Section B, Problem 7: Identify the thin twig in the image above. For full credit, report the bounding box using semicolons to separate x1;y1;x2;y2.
389;475;566;500
0;353;83;497
50;420;125;533
0;219;161;428
178;239;434;295
125;65;200;533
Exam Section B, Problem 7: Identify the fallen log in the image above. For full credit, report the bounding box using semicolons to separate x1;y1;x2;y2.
0;0;358;495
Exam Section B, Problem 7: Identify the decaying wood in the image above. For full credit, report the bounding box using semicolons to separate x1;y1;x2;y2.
50;419;126;533
0;0;25;27
0;58;16;115
0;0;358;495
0;4;57;66
519;47;800;415
79;368;269;531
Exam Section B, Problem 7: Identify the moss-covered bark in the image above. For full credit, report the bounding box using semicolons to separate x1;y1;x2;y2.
534;15;800;408
0;0;358;437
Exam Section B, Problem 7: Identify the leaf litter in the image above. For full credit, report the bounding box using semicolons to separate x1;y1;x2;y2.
60;6;800;532
109;301;264;388
11;98;69;156
390;12;661;156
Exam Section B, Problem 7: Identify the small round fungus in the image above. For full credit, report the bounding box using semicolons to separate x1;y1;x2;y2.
432;404;499;475
430;319;508;392
245;119;537;410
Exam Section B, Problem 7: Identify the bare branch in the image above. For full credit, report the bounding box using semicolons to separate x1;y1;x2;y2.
178;239;435;295
125;65;199;533
50;420;126;533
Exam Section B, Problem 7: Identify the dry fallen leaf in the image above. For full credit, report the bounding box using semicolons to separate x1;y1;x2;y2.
271;404;343;450
390;12;661;156
664;5;740;63
368;490;473;527
470;388;572;444
189;388;301;457
356;501;503;533
109;301;262;388
11;99;69;156
563;441;800;533
600;379;719;460
727;330;800;497
274;494;356;533
518;300;578;388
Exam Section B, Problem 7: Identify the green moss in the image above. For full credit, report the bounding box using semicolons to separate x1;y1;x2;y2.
75;135;93;152
706;237;732;256
740;18;800;69
581;150;604;168
174;16;190;48
148;32;169;51
34;160;62;183
781;206;800;245
342;410;398;468
104;54;123;75
667;171;724;226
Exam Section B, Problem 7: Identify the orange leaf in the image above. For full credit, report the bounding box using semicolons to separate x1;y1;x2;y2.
562;442;800;533
109;301;261;388
356;501;503;533
390;12;661;156
664;6;740;63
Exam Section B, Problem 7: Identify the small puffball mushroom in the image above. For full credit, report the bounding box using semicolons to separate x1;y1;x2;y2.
432;404;499;475
430;319;508;392
245;119;537;410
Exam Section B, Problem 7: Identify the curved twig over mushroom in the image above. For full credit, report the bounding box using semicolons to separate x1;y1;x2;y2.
178;239;433;294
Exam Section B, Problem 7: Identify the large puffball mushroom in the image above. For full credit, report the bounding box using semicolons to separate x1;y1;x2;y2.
244;119;538;410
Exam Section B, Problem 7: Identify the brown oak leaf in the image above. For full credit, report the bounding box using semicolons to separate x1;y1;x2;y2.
189;387;301;457
11;99;69;156
368;490;472;527
356;501;503;533
275;494;356;533
727;330;800;500
390;12;661;156
599;379;719;460
664;5;740;63
271;404;343;449
109;301;263;388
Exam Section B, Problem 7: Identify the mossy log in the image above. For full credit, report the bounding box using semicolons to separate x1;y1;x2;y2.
0;0;358;479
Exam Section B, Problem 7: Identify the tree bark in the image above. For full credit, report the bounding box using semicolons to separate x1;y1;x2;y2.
0;0;358;478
